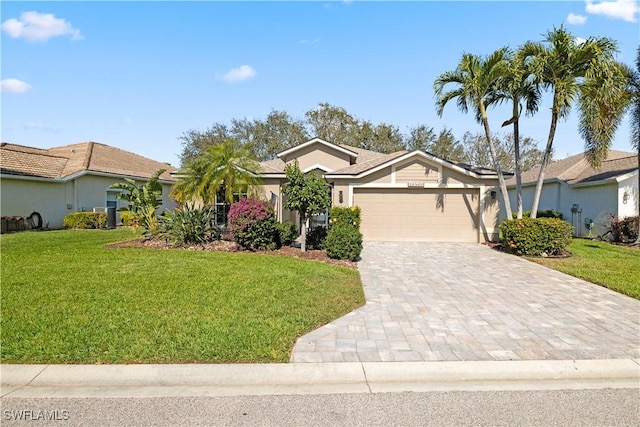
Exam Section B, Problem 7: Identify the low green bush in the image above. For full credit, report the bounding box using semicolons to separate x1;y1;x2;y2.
63;212;107;229
228;198;278;251
500;217;573;256
329;206;361;228
155;205;220;244
306;226;328;250
325;224;363;261
611;216;639;242
119;211;140;227
277;221;298;247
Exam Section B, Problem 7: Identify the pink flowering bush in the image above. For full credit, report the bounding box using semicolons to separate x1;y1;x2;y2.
228;198;278;251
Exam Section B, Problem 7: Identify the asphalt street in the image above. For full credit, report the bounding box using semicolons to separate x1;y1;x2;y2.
2;389;639;426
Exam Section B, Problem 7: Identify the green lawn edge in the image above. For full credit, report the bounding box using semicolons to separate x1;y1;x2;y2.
1;229;365;364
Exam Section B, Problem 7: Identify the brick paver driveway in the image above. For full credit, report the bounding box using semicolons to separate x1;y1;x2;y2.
292;242;640;363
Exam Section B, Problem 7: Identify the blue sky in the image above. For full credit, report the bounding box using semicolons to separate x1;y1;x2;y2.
2;1;638;167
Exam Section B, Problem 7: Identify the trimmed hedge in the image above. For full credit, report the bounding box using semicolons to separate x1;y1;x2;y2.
228;198;278;251
511;209;563;219
119;211;140;227
500;217;573;256
325;206;363;261
63;212;107;229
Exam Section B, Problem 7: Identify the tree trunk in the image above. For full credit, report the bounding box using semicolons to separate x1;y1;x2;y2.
635;151;640;245
480;104;512;217
531;101;559;219
300;215;307;252
513;101;523;219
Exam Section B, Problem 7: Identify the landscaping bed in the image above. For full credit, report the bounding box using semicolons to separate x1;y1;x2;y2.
106;237;357;269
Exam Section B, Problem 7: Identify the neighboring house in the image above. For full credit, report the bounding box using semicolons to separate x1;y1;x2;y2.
506;150;639;237
0;141;178;229
256;138;502;242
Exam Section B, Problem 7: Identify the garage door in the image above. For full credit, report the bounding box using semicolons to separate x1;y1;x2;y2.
353;188;480;242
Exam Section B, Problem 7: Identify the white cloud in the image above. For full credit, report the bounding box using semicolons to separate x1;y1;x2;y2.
300;38;320;45
566;12;588;25
218;65;256;83
1;78;32;93
1;11;82;42
585;0;639;23
24;122;62;133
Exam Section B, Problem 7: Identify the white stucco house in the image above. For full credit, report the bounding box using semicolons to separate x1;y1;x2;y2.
506;150;639;237
0;141;178;230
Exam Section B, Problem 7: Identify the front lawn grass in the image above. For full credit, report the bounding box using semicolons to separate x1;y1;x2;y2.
528;238;640;299
1;229;364;364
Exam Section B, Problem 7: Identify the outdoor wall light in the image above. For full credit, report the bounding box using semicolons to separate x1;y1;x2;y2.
339;190;344;203
490;190;496;200
622;191;629;204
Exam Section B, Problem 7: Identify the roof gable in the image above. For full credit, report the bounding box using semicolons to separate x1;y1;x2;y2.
277;137;358;161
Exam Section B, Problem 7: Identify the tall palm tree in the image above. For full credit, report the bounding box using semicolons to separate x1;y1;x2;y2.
434;48;513;216
171;140;260;207
520;26;619;217
491;52;541;219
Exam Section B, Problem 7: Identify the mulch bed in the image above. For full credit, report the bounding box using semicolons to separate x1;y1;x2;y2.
106;238;357;269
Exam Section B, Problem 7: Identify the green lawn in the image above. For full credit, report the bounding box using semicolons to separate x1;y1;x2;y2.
0;229;364;364
528;238;640;299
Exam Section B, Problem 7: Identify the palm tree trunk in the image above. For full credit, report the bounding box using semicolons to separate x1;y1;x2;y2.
635;150;640;245
513;101;523;219
531;106;559;219
480;106;512;217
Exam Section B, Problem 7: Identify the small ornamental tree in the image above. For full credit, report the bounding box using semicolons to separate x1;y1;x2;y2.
110;168;165;231
281;162;331;252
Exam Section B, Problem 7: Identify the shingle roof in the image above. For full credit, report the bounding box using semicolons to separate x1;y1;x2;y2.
1;142;176;181
507;150;637;186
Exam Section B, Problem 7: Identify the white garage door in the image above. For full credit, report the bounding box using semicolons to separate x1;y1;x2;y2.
353;188;480;242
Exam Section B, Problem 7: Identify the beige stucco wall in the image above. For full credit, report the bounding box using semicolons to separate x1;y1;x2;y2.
282;143;351;172
394;158;440;184
1;173;177;230
0;177;72;229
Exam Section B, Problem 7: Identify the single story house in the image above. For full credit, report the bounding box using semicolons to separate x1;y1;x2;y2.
0;141;178;229
506;150;639;237
256;138;502;242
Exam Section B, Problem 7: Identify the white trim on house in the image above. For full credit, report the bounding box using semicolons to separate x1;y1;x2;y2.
302;163;333;173
0;170;175;185
277;137;358;159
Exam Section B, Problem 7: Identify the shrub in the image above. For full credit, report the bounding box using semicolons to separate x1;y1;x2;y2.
63;212;107;229
119;211;140;227
500;217;573;256
325;224;363;261
611;216;639;242
228;198;278;251
277;221;298;247
329;206;361;228
155;205;220;244
306;226;328;250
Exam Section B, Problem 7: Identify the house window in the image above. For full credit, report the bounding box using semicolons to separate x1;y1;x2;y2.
214;187;247;226
309;185;332;230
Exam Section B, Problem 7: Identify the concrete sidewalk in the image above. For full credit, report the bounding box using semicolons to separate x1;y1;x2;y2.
2;359;639;398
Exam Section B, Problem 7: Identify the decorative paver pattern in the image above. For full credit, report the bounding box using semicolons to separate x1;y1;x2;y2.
292;242;640;363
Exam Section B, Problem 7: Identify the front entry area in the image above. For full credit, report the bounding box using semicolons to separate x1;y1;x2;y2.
353;188;480;242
